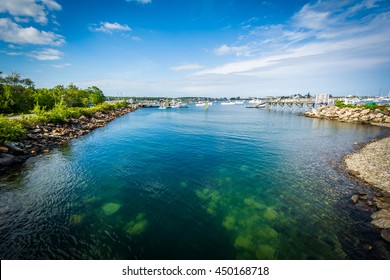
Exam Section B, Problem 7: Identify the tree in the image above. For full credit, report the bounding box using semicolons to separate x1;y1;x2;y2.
34;88;57;109
87;86;106;105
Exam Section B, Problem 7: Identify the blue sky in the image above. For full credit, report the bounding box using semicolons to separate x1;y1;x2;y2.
0;0;389;97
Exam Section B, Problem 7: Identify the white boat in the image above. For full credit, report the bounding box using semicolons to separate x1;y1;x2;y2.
221;100;235;105
234;101;245;105
196;101;213;107
248;99;263;104
171;101;188;108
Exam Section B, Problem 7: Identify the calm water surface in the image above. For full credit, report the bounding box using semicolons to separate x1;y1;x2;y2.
1;105;389;259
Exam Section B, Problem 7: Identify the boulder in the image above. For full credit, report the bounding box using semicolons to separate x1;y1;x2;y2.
381;229;390;242
349;170;360;176
0;153;15;166
371;209;390;220
376;113;384;118
4;142;25;154
371;118;382;123
351;195;359;203
371;218;390;229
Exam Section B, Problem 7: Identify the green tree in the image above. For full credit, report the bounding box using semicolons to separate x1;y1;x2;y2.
63;84;88;107
86;86;106;105
34;88;57;109
0;85;15;114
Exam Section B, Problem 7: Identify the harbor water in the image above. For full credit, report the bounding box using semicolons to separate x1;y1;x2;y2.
1;104;389;259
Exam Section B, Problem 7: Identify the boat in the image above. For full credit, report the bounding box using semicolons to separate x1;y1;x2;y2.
171;101;188;108
234;100;245;105
196;101;213;108
221;100;235;105
158;99;169;109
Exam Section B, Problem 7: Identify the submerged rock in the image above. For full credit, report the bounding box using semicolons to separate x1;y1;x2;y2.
255;245;275;260
102;203;121;215
0;154;15;166
125;218;149;235
381;229;390;243
263;208;278;220
69;214;84;225
222;215;236;230
351;195;359;203
234;234;253;250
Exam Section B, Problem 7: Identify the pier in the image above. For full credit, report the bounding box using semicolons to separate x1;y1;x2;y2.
263;95;333;112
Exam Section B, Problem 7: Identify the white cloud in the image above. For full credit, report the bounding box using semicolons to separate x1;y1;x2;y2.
29;48;63;60
52;63;71;68
293;4;331;31
41;0;62;11
3;47;63;60
171;63;205;71
0;0;61;25
90;22;131;33
199;0;390;78
126;0;152;4
0;18;64;45
131;36;142;41
214;44;251;56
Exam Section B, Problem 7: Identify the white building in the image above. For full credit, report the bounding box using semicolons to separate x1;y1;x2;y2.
315;93;331;104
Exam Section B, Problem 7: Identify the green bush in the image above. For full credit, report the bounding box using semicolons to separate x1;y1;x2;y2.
334;100;388;111
334;99;354;108
0;116;26;143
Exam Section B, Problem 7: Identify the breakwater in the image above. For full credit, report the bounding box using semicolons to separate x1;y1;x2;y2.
304;106;390;127
0;105;138;172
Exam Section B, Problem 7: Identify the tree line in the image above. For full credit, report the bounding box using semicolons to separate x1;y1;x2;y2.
0;72;106;114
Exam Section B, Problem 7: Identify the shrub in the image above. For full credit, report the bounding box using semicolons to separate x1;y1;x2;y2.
0;116;26;143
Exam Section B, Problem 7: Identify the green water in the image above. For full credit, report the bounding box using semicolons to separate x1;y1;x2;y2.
0;105;389;259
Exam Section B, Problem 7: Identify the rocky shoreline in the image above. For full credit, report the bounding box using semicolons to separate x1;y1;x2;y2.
0;105;138;172
304;105;390;127
345;136;390;243
304;105;390;243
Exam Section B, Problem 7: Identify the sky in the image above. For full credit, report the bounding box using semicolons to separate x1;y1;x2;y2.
0;0;389;98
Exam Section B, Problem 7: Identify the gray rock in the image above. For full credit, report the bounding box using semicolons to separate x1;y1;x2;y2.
0;153;15;166
4;142;24;154
371;209;390;220
351;195;359;203
26;133;38;140
381;229;390;242
376;201;390;209
349;170;360;176
371;218;390;229
362;244;373;251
